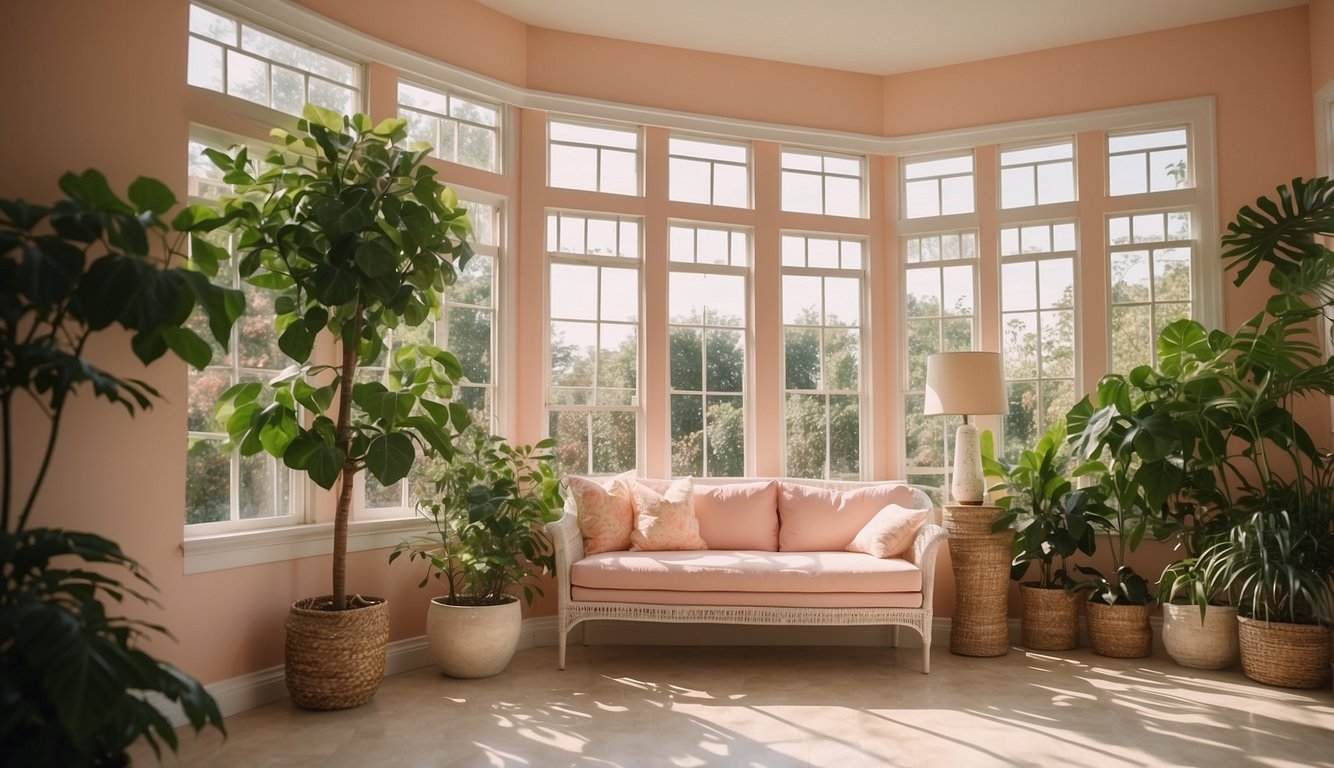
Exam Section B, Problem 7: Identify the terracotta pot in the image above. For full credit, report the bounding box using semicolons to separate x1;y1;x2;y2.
1020;584;1079;651
1161;603;1238;670
1085;600;1152;658
426;595;522;678
285;595;389;710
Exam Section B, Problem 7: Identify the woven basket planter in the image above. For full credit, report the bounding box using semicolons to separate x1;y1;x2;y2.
1236;616;1332;689
1020;584;1079;651
1085;600;1152;658
1161;603;1238;670
285;596;389;710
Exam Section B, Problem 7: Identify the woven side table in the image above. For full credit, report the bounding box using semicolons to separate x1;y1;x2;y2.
943;504;1010;657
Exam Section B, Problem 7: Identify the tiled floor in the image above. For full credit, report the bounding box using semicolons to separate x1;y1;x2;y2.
134;644;1334;767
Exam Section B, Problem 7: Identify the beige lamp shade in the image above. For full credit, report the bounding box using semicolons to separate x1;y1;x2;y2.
923;352;1006;417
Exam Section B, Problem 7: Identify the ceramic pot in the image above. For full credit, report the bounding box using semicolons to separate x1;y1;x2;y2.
426;595;522;678
1161;602;1238;670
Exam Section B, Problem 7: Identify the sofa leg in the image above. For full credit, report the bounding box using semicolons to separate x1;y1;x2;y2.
890;626;900;648
922;640;930;674
558;627;568;670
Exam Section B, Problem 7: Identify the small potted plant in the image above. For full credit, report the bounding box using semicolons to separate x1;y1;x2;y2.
392;426;564;678
983;422;1094;651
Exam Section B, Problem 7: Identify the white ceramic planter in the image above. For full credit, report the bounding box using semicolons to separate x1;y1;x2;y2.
1161;603;1238;670
426;596;522;678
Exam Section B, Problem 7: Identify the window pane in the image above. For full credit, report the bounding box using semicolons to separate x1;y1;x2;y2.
670;327;703;391
824;328;860;390
785;393;827;479
185;438;230;524
671;394;705;477
550;410;590;476
1154;247;1192;301
781;171;822;214
714;163;749;208
784;328;821;390
706;329;745;392
705;395;745;477
1110;251;1151;303
187;37;224;90
591;411;636;473
669;157;710;204
550;143;597;190
828;394;860;480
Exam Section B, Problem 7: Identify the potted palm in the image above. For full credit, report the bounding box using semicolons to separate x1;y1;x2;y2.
982;422;1094;651
186;105;474;709
1;172;229;763
391;426;564;678
1066;374;1176;657
1189;176;1334;688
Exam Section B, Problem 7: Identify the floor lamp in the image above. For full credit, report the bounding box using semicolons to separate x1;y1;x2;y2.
924;351;1006;505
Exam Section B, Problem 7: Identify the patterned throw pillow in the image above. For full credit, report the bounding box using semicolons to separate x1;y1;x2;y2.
569;473;635;555
629;477;706;551
846;504;930;559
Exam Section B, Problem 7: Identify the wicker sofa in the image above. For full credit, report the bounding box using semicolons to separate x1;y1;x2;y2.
546;477;948;673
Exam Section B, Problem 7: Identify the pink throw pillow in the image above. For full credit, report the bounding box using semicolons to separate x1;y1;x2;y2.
847;504;929;558
570;474;634;554
778;482;923;551
694;481;780;550
629;477;706;551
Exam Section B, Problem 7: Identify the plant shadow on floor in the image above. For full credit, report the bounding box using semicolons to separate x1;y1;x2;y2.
131;644;1334;768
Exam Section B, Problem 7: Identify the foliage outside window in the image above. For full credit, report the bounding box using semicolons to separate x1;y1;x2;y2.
999;222;1078;458
184;138;296;530
548;118;640;195
668;224;749;477
1108;210;1194;371
546;211;641;475
187;3;359;117
398;81;501;173
902;231;977;499
780;149;865;217
781;233;865;479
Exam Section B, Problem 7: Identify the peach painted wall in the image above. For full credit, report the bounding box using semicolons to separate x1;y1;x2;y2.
1311;0;1334;89
0;0;1327;688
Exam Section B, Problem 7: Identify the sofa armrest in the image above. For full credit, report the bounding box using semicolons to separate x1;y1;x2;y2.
545;506;584;598
907;523;948;609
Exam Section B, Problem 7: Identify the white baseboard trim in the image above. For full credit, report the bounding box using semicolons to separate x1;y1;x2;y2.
159;612;1168;726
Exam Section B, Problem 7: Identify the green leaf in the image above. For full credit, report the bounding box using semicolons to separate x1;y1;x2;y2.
159;326;212;370
284;433;343;489
278;318;317;362
365;432;415;486
302;102;345;133
128;176;177;215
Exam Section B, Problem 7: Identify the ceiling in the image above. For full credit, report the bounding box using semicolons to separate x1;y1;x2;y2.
476;0;1307;76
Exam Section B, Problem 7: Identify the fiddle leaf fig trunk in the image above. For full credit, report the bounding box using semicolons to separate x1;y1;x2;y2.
189;104;474;610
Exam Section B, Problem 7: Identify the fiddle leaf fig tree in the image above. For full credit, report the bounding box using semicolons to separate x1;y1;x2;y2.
189;104;474;611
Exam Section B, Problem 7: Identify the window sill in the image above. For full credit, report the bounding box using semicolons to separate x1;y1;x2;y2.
183;517;429;575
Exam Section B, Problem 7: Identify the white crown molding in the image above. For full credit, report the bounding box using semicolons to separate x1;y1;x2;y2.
202;1;1217;159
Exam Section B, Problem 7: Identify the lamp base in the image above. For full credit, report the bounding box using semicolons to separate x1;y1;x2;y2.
950;422;986;505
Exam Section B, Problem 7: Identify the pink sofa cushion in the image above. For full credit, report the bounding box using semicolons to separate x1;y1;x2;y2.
570;550;922;594
629;477;706;551
570;587;923;609
847;504;930;559
777;482;923;552
569;473;635;555
693;481;780;551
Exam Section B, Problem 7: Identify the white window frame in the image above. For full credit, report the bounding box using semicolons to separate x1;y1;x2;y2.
779;232;868;480
187;2;362;117
667;222;751;477
998;220;1081;458
544;210;644;475
901;151;976;220
900;230;980;497
668;133;752;208
398;79;503;173
547;117;642;196
184;131;305;538
780;147;867;218
999;139;1076;210
1107;125;1192;197
1106;208;1197;372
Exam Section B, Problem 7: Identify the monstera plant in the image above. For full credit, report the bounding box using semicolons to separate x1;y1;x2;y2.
183;104;475;709
0;172;232;765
